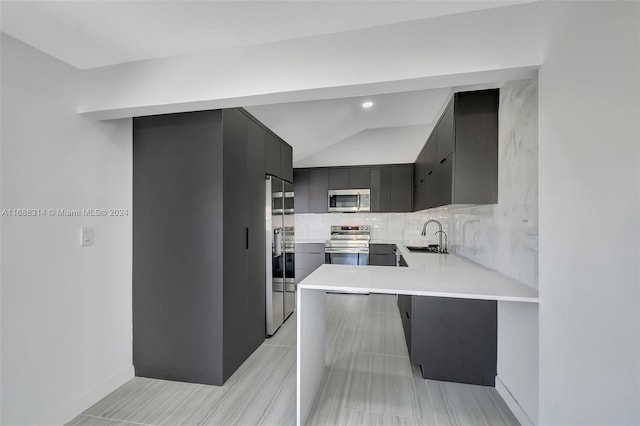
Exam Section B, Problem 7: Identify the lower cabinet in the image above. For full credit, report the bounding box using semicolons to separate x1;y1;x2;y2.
398;295;497;386
296;243;325;283
369;244;396;266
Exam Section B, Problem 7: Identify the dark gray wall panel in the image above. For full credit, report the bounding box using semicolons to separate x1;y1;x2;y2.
133;111;224;385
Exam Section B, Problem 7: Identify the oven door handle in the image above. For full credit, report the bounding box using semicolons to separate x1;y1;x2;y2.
325;248;370;254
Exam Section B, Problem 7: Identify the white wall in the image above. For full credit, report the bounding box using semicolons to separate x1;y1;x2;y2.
78;3;542;119
538;2;640;425
1;34;133;425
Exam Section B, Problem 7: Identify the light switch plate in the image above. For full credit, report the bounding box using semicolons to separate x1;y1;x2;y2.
81;227;94;246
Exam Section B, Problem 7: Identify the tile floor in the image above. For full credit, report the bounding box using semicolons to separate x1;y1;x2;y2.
67;294;518;426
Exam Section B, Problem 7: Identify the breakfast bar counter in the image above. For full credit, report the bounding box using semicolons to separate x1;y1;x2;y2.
295;246;539;425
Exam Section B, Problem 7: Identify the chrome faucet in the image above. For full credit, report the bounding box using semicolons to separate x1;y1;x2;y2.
421;219;447;253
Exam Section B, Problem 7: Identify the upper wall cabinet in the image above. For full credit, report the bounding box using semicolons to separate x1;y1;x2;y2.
265;130;294;183
295;164;412;213
328;167;371;190
414;89;499;211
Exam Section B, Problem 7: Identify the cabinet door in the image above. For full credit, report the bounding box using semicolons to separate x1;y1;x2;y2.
265;132;281;177
295;243;305;283
369;254;395;266
245;115;266;355
328;168;350;190
304;251;325;277
412;296;497;386
370;167;390;212
389;165;413;212
453;90;499;205
413;145;427;211
433;153;454;208
293;169;309;214
398;295;412;358
133;110;226;385
349;167;370;188
422;135;439;209
436;98;455;162
280;142;293;183
369;244;395;266
308;168;329;213
222;109;250;380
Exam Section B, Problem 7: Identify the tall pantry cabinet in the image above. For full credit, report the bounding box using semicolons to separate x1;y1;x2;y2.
133;108;275;385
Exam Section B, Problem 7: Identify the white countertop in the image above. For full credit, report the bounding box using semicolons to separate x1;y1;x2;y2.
298;242;539;303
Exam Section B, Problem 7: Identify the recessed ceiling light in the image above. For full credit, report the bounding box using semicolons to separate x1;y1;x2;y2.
362;101;374;109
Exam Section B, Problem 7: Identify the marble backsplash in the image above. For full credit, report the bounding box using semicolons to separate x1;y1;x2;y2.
295;209;449;245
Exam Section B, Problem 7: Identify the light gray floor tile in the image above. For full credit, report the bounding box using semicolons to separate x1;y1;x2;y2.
83;377;201;425
67;294;518;426
264;313;297;348
426;379;519;426
161;344;296;426
66;414;141;426
308;349;437;425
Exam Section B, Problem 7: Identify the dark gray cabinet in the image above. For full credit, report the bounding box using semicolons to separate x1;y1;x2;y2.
295;243;325;283
328;168;350;190
308;168;329;213
328;166;371;190
350;167;370;188
280;143;293;183
413;89;498;210
245;117;267;358
293;169;309;214
398;295;497;386
264;129;293;183
133;108;268;386
390;165;413;212
369;244;396;266
370;167;390;212
265;132;280;178
295;164;413;213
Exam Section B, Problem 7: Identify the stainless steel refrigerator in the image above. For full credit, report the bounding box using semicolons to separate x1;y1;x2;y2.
265;176;295;336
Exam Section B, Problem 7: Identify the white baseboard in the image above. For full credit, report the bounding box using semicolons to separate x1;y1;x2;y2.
495;376;535;426
38;366;134;426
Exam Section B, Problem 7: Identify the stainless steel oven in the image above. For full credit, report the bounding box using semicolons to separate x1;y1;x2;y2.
324;225;370;265
328;189;370;213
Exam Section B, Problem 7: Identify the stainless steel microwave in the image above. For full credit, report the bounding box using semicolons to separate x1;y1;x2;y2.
328;189;370;212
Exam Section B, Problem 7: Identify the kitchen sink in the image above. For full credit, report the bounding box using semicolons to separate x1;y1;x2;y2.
405;245;447;254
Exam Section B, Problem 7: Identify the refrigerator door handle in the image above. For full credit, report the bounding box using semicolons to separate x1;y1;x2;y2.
246;227;249;249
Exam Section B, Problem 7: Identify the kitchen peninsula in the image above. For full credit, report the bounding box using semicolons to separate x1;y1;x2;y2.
295;244;539;426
